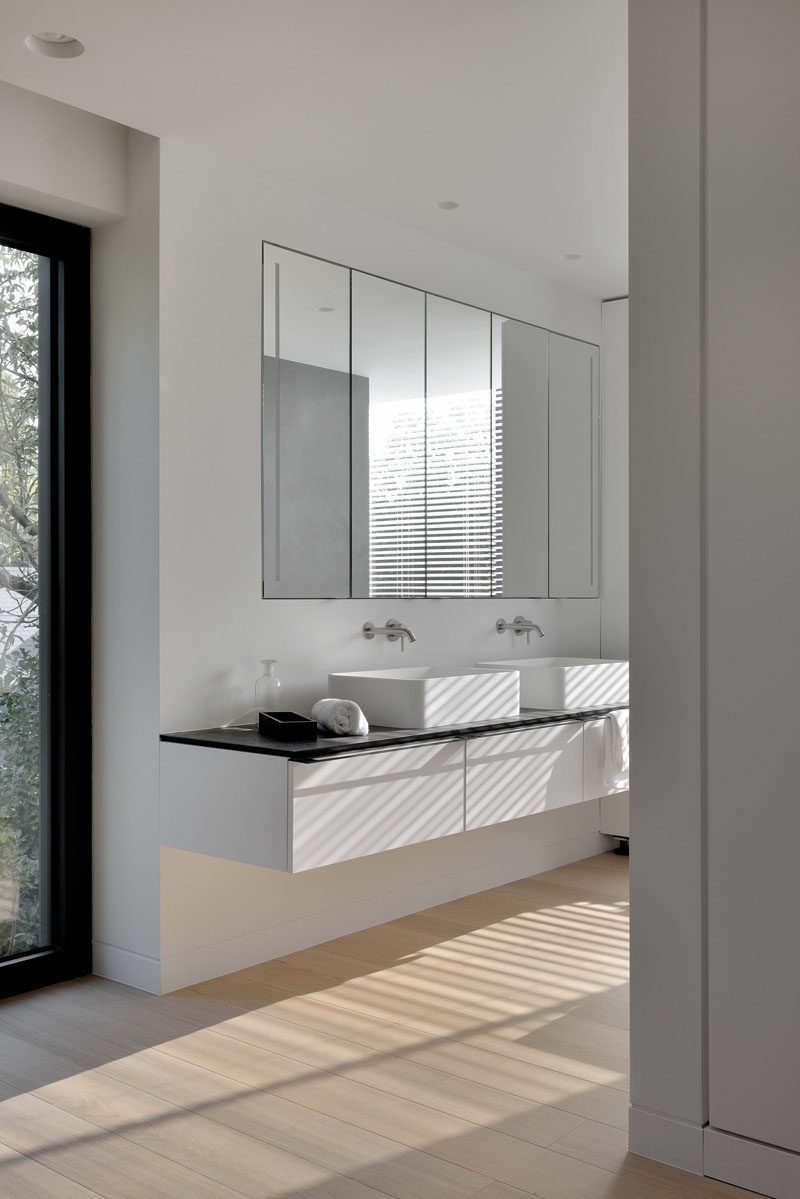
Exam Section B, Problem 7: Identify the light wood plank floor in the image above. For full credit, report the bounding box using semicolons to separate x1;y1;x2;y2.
0;853;762;1199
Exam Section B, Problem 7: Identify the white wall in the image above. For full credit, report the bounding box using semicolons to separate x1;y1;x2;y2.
704;3;800;1194
600;298;628;659
92;131;161;993
630;3;800;1194
156;138;606;989
629;0;707;1172
0;80;126;224
157;138;603;731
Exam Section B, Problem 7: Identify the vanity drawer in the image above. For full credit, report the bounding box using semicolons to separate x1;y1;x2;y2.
465;722;584;830
289;740;465;871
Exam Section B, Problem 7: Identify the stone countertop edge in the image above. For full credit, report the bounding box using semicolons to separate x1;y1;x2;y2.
160;705;629;764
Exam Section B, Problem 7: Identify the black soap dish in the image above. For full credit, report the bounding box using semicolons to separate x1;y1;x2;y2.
258;710;318;742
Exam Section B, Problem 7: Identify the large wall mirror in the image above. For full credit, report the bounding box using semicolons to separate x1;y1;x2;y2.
262;242;599;600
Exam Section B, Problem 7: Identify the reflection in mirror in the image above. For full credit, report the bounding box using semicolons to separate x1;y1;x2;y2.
262;246;351;597
261;243;598;601
497;315;549;597
425;297;498;596
351;273;425;597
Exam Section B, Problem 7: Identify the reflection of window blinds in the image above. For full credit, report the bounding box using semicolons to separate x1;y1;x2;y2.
368;399;426;596
368;390;503;596
491;386;504;595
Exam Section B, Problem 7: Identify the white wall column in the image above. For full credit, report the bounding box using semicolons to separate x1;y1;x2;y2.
628;0;707;1173
631;3;800;1193
92;132;161;993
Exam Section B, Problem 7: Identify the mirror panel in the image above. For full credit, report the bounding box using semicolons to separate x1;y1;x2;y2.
262;246;351;597
548;332;600;597
351;273;425;598
261;243;600;600
497;316;549;597
425;296;495;597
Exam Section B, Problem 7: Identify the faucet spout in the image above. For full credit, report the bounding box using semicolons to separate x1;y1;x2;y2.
496;615;545;645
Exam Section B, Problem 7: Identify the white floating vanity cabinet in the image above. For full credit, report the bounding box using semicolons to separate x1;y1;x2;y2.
160;713;628;874
465;723;584;830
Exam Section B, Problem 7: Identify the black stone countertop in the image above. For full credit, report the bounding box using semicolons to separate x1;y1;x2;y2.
160;704;628;764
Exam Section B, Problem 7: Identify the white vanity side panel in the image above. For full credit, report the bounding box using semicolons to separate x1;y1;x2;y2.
599;793;629;838
160;744;289;870
290;741;465;872
465;723;584;830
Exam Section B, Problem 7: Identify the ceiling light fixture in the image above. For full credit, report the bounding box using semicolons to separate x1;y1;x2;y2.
25;32;85;58
564;252;583;260
437;201;459;210
318;306;334;313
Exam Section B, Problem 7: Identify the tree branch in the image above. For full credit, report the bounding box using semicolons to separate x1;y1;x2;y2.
0;565;37;601
0;481;37;536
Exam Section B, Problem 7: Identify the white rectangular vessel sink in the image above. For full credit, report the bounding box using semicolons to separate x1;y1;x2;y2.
328;667;520;729
475;657;628;710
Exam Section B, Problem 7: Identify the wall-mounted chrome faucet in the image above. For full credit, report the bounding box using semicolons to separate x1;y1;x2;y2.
363;618;417;652
496;615;545;646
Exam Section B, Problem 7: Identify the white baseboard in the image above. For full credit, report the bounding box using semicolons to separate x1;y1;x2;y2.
160;830;610;993
704;1127;800;1199
629;1106;705;1175
93;940;161;995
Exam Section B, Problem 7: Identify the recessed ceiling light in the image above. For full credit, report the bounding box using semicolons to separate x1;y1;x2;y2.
564;252;583;260
25;32;85;58
318;306;334;313
437;201;459;210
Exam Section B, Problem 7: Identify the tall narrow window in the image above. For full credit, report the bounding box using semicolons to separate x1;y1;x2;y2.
0;204;90;998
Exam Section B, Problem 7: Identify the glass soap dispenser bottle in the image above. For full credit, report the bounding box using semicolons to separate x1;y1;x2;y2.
255;659;281;712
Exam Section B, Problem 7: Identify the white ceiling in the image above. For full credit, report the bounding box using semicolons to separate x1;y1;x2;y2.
0;0;628;298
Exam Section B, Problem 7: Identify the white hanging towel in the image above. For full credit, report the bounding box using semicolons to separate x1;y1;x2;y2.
602;709;630;790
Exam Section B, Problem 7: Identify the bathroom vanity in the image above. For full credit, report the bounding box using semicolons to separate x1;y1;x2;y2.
160;706;628;873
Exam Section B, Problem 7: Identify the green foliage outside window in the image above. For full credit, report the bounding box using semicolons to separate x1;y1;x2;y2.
0;244;41;956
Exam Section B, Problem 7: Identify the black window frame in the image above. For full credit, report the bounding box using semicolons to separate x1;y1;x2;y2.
0;201;91;999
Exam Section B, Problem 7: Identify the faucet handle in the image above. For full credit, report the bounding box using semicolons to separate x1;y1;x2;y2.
514;615;531;646
386;618;406;651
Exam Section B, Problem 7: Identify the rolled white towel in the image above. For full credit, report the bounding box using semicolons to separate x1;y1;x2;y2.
311;697;369;737
602;709;630;789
